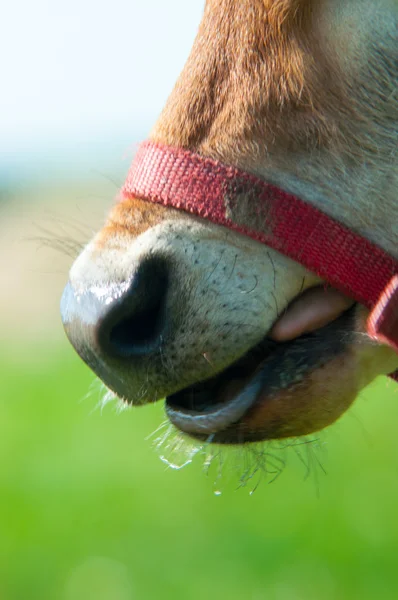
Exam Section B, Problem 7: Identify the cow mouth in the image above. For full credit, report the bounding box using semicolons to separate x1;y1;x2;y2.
166;337;279;437
166;287;356;443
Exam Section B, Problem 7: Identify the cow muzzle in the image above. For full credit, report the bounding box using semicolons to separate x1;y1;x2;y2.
61;214;398;444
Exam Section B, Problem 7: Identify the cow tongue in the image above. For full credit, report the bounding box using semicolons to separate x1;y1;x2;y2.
270;286;355;342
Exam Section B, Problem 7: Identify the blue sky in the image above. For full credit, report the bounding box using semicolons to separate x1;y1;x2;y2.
1;0;204;182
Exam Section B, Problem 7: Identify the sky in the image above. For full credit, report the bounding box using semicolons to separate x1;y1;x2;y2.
1;0;204;183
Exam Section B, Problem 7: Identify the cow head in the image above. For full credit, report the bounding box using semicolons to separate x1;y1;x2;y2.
61;0;398;444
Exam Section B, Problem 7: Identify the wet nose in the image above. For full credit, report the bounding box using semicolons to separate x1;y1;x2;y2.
61;257;169;360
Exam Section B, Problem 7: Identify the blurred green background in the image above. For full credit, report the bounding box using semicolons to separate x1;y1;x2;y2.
3;1;398;599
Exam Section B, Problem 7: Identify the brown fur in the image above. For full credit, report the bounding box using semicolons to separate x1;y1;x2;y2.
151;0;351;167
96;197;173;249
101;0;397;248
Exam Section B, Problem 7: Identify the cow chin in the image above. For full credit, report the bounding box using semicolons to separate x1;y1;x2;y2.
164;304;397;444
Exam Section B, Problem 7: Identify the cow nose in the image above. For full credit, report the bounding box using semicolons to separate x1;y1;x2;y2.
61;256;169;360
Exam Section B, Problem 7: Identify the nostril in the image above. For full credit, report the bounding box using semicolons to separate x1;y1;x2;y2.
109;290;166;355
98;257;169;358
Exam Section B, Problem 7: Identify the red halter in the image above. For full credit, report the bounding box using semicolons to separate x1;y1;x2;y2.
122;141;398;380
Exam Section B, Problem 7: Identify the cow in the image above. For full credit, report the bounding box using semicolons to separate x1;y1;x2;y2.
61;0;398;447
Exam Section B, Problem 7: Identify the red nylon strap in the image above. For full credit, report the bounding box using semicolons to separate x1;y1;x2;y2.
122;141;398;379
368;276;398;354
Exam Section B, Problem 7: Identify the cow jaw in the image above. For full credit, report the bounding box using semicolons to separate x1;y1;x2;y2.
165;287;357;440
164;294;396;444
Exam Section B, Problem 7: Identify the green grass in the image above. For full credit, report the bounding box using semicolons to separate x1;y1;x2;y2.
1;341;398;600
